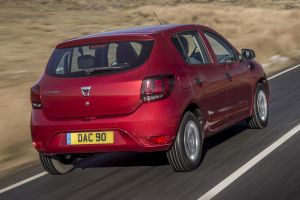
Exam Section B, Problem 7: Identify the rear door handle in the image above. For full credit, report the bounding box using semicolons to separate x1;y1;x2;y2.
195;77;203;86
225;73;232;81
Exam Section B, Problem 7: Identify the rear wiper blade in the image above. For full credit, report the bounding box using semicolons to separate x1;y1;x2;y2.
83;65;130;74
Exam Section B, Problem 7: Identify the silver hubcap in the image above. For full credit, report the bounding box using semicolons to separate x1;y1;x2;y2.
184;120;200;162
257;90;268;121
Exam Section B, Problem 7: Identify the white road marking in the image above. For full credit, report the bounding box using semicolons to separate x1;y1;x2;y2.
267;64;300;80
0;172;47;194
198;124;300;200
1;63;300;195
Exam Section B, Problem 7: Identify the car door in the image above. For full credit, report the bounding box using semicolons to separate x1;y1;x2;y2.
171;30;229;132
203;31;252;123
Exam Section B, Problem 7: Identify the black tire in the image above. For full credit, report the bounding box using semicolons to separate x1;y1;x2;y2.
166;111;203;172
39;153;75;175
248;83;269;129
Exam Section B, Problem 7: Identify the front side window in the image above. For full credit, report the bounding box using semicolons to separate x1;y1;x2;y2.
204;32;238;63
46;41;154;77
172;31;210;65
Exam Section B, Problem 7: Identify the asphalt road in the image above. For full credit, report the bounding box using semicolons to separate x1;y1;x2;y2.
1;65;300;200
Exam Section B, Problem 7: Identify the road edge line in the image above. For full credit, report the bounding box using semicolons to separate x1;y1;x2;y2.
267;64;300;80
0;172;47;194
197;124;300;200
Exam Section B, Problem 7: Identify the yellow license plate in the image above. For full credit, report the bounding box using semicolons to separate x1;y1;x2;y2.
66;131;114;145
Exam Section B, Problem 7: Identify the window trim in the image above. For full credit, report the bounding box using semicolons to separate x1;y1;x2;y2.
204;31;240;64
174;34;190;64
172;30;212;65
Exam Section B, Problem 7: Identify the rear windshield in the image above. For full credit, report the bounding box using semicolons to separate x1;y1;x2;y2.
46;40;154;77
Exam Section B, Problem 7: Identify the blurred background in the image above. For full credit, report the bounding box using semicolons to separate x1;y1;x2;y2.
0;0;300;176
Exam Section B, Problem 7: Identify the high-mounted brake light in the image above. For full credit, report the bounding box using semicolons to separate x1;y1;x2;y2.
30;84;42;109
141;75;175;102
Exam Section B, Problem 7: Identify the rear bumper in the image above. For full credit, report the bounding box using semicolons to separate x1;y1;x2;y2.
31;99;181;154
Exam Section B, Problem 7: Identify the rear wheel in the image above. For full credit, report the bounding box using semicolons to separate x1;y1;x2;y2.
248;83;269;129
39;153;75;175
167;111;203;172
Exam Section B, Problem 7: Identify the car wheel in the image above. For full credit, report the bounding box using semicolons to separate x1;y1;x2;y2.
167;111;203;172
248;83;269;129
39;153;75;175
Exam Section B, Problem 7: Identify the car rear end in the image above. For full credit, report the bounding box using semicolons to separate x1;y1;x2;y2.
31;33;183;155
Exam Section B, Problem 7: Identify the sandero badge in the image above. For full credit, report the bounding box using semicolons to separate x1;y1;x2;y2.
30;24;269;175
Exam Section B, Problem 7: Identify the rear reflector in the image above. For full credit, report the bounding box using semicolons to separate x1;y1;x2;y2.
32;141;43;151
147;135;169;145
141;75;175;102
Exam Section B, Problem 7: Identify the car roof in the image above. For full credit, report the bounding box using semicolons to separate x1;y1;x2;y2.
57;24;209;48
75;24;195;38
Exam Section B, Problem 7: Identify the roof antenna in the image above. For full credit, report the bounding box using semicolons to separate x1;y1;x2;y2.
153;11;163;25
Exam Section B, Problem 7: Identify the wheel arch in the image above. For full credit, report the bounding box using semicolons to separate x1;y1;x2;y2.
182;103;205;139
257;76;269;100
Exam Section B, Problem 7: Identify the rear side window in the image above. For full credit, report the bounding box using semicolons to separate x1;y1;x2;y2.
172;31;210;65
204;32;239;63
47;41;154;77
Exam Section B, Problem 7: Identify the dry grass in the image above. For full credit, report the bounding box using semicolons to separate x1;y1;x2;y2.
0;0;300;175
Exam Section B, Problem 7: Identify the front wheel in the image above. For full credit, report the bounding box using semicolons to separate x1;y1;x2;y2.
248;83;269;129
39;153;75;175
167;111;203;172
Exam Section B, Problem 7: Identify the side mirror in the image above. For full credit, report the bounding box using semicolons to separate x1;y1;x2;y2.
241;49;255;61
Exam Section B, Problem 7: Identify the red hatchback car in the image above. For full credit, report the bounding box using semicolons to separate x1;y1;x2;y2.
30;24;269;174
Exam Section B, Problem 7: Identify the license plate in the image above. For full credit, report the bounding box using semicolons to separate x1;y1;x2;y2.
66;131;114;145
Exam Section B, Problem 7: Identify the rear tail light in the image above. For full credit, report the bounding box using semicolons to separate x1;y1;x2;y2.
30;84;42;109
141;75;175;102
